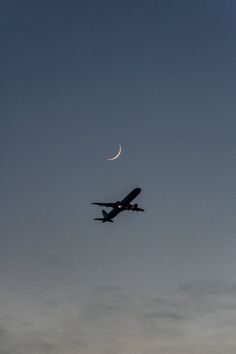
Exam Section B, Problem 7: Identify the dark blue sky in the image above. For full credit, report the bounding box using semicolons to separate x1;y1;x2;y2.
1;1;236;353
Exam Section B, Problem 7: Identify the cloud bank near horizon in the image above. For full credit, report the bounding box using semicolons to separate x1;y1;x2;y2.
1;281;236;354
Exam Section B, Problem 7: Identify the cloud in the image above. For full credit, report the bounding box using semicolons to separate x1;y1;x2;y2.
180;280;236;296
1;282;236;353
41;256;71;270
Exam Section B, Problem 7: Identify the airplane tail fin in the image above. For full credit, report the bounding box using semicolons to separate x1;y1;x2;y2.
94;210;113;223
102;209;108;218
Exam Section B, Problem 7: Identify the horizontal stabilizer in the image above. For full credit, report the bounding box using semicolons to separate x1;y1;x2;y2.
94;218;113;223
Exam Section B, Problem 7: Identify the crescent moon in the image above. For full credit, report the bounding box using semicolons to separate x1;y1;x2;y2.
107;144;122;161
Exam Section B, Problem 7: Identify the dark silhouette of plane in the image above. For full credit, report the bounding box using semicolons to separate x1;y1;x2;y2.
92;187;144;223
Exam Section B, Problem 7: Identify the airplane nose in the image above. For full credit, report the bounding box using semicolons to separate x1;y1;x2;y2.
134;187;141;194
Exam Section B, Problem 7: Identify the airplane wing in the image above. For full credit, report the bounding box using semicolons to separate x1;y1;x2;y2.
91;202;117;208
135;207;144;212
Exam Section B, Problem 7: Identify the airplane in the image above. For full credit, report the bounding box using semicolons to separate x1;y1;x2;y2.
92;187;144;223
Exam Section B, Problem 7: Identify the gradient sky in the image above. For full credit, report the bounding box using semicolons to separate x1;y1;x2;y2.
1;1;236;353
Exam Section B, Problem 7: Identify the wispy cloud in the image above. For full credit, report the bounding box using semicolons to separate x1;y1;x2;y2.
1;282;236;353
